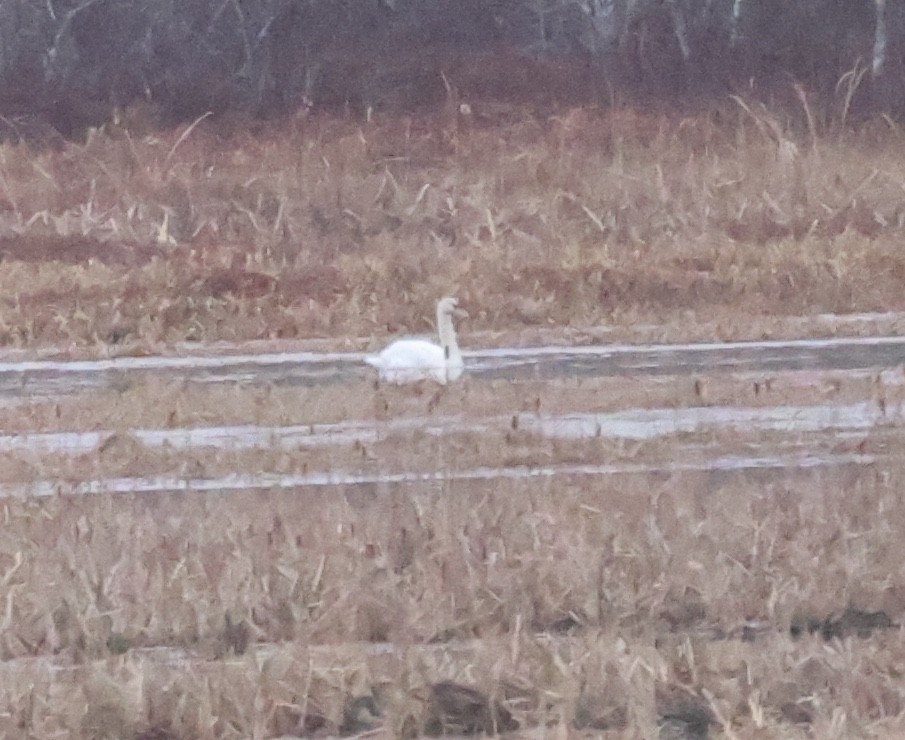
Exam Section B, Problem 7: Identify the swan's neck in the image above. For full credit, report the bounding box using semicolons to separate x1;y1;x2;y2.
437;312;461;361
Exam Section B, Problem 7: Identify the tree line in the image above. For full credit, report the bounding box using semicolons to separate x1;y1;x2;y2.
0;0;899;136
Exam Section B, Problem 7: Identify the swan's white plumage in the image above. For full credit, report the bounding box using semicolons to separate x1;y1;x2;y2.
365;296;466;385
365;339;454;385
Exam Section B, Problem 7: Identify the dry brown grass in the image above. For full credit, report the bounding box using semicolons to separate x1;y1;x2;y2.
4;104;905;737
0;355;900;738
2;457;905;737
0;104;904;350
0;347;902;739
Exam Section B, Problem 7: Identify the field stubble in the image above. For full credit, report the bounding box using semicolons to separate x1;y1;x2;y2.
0;103;904;349
0;360;904;737
2;453;905;737
2;104;905;737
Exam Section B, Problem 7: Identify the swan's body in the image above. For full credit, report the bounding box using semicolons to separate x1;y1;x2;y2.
365;297;466;385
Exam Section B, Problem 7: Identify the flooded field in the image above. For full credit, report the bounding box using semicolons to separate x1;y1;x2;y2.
0;334;902;491
2;332;905;738
2;333;905;399
7;94;905;737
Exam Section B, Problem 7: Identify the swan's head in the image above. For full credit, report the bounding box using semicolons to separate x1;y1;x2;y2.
438;296;468;319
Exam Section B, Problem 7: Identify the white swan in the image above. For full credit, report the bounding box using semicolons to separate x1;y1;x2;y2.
365;296;467;385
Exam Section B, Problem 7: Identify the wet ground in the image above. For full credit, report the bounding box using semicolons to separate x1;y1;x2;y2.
0;333;902;497
3;330;905;738
1;334;904;398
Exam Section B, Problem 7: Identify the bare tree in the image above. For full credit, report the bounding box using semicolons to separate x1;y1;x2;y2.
872;0;886;77
0;0;902;131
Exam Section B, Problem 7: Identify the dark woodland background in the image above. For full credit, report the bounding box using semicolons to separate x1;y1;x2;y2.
0;0;901;136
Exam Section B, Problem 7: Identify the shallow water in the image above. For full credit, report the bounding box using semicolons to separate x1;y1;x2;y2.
0;399;898;455
0;335;902;397
0;450;879;498
1;335;902;497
